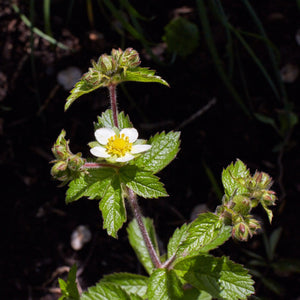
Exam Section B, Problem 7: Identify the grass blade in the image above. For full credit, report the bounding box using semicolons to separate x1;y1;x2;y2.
43;0;53;37
196;0;250;116
12;4;70;51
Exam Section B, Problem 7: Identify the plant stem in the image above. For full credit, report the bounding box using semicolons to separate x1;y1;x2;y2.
83;162;119;169
109;84;119;128
127;188;162;269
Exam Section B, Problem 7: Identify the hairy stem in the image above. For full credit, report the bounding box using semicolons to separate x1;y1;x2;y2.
109;84;119;128
127;188;162;269
83;162;119;170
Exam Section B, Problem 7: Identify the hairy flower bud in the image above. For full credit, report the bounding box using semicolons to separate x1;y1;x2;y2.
233;195;251;216
232;222;250;241
51;161;69;181
67;154;85;171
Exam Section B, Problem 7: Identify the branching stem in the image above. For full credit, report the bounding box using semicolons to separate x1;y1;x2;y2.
127;188;162;269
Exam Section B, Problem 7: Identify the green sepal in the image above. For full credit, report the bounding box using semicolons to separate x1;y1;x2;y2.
101;273;148;299
147;268;183;300
134;131;180;174
127;217;159;275
120;165;168;198
66;167;116;203
58;264;80;300
99;175;126;238
163;17;200;57
121;67;169;87
174;255;255;300
95;109;133;130
222;159;250;198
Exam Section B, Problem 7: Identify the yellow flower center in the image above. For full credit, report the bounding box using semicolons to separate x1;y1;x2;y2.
106;134;132;157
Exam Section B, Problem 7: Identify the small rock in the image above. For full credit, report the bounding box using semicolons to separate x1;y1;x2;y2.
280;63;299;83
71;225;92;251
57;66;82;91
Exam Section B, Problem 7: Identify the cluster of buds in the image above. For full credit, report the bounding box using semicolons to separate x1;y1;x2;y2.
83;48;141;87
248;171;277;207
217;169;277;242
50;130;85;185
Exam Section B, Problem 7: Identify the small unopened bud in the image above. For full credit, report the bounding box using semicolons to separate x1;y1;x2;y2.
51;161;69;181
52;144;68;160
233;195;251;215
100;54;112;73
68;154;85;171
232;222;250;241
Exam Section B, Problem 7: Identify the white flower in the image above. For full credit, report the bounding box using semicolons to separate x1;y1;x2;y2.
90;127;152;162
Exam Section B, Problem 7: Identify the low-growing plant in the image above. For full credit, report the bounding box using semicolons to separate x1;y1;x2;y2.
51;48;276;299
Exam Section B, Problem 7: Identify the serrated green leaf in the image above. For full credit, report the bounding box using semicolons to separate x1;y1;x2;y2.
127;217;159;275
81;282;132;300
120;165;168;198
121;67;169;87
66;168;116;203
65;78;104;111
176;213;231;258
261;200;273;223
222;159;250;197
147;269;183;300
99;175;126;238
101;273;148;299
163;17;199;57
182;287;212;300
58;264;80;300
135;131;180;174
174;255;254;300
167;223;189;259
96;109;133;130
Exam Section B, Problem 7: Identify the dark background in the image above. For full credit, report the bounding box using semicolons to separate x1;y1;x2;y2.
1;0;299;299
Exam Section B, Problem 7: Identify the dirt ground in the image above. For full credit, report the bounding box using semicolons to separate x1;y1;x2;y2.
1;0;300;299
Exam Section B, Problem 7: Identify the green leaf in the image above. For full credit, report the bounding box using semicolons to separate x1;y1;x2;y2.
122;67;169;87
127;217;159;275
163;17;200;57
58;264;80;300
167;223;189;259
101;273;148;299
65;78;104;111
182;287;212;300
147;269;183;300
254;113;277;130
120;165;168;198
176;213;231;257
66;168;116;203
135;131;180;174
222;159;250;197
81;282;133;300
99;175;126;238
174;255;254;300
96;109;133;130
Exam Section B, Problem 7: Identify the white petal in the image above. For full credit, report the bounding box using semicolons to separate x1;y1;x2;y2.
120;128;138;143
90;146;110;158
131;144;152;154
95;128;115;145
116;153;135;162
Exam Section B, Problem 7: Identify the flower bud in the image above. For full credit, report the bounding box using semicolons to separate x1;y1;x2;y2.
51;161;69;181
248;218;261;235
233;195;251;215
100;54;112;74
67;154;85;171
232;222;250;241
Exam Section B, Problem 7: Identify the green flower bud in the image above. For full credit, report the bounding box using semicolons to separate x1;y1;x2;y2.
232;222;250;241
248;218;261;235
67;154;85;171
233;195;251;215
100;54;113;74
51;161;69;181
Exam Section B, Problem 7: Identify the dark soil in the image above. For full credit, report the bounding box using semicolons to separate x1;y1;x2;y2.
1;0;300;299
